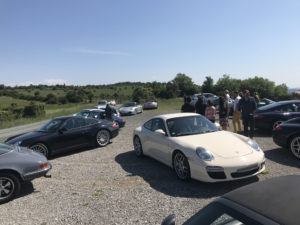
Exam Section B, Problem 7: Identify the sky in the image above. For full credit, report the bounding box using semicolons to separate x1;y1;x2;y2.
0;0;300;88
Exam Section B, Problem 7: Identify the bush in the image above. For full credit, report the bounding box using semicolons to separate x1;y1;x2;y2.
23;102;45;117
0;111;13;121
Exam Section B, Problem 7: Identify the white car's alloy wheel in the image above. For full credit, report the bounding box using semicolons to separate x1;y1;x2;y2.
0;173;20;204
134;136;143;157
96;129;110;147
173;152;190;180
290;136;300;159
30;143;48;157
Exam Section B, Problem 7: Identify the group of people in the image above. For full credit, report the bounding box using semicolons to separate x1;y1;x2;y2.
181;89;257;139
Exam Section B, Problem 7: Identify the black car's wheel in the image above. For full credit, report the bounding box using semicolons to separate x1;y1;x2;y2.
96;129;111;147
289;135;300;159
273;120;283;130
133;136;143;157
0;173;21;204
30;143;49;157
173;151;191;181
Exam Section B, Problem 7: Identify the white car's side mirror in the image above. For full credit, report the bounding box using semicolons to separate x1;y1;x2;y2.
154;129;166;136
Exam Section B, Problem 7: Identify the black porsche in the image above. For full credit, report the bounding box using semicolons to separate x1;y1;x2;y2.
5;116;119;157
272;117;300;159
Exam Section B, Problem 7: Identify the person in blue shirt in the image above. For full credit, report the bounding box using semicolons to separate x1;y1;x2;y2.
238;90;257;139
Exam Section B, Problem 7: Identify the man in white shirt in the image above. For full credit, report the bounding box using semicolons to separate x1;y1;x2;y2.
232;91;242;133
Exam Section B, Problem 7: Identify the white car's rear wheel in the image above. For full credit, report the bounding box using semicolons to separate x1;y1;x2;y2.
0;173;21;204
173;151;190;181
133;136;143;157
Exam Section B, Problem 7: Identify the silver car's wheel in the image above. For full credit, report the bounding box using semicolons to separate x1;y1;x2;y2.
0;173;21;204
133;136;143;157
173;152;190;181
290;136;300;159
273;120;283;130
30;143;48;157
96;129;110;147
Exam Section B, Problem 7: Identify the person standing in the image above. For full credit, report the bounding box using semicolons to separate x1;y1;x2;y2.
181;97;195;113
219;94;229;130
232;91;242;133
195;95;207;116
205;100;216;123
238;90;257;139
105;103;114;122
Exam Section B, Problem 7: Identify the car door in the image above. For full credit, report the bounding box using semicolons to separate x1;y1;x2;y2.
147;118;170;165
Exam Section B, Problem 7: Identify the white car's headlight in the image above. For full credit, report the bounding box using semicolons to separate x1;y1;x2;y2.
248;139;261;151
196;147;213;161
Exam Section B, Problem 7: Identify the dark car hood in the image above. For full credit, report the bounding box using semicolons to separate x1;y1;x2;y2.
6;131;48;144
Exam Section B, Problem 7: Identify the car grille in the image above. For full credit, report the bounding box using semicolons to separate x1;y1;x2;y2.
231;164;259;178
207;171;226;179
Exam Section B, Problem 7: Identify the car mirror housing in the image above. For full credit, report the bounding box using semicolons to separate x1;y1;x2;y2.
161;214;175;225
154;129;166;136
58;127;67;133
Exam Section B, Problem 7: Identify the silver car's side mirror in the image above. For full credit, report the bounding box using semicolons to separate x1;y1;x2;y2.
161;214;175;225
154;129;166;136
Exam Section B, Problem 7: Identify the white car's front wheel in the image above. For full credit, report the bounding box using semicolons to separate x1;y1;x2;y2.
173;151;190;181
133;136;143;157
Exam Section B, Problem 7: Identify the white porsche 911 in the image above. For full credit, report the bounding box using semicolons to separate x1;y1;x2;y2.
133;113;265;182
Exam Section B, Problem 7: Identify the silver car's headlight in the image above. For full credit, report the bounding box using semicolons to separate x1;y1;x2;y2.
196;147;213;161
248;139;261;151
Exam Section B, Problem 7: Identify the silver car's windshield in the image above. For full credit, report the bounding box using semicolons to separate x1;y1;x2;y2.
0;143;13;155
124;102;135;107
77;111;91;117
167;116;218;137
39;119;64;132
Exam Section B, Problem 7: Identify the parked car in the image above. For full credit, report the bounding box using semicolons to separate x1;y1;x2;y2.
191;93;219;106
76;109;126;128
133;113;265;182
5;116;119;157
272;117;300;159
143;100;158;109
162;175;300;225
119;102;143;116
254;100;300;130
257;98;275;108
96;100;107;109
0;143;51;203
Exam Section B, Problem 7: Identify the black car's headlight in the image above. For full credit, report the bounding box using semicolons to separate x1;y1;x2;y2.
196;147;213;161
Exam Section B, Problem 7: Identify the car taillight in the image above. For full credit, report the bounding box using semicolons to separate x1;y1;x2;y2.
112;124;117;128
122;120;125;122
274;125;283;131
254;115;264;119
38;163;49;170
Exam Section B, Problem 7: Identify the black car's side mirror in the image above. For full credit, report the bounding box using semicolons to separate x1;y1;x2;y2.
161;214;176;225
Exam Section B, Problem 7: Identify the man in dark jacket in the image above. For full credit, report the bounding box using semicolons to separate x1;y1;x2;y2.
238;90;257;138
181;97;195;113
195;94;207;116
105;104;114;122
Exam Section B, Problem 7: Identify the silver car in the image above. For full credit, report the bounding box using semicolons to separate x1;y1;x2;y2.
119;102;143;116
0;143;51;203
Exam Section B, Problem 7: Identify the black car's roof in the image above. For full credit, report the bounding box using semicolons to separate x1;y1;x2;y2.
55;115;96;120
223;175;300;225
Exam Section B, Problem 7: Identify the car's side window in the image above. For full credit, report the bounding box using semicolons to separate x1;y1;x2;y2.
73;118;85;128
144;119;152;130
86;118;98;125
151;118;166;133
64;118;76;130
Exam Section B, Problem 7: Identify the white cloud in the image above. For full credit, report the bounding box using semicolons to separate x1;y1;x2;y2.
44;79;67;85
7;79;67;87
63;48;131;56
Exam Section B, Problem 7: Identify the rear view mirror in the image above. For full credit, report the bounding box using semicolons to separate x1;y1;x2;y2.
154;129;166;136
161;214;175;225
58;127;67;133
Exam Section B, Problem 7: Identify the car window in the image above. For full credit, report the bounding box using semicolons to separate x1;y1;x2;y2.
279;104;299;112
91;112;103;119
167;116;218;137
74;118;85;128
86;118;98;125
63;118;76;130
39;119;64;132
144;119;152;130
151;118;167;133
77;111;90;117
0;143;13;155
124;102;136;107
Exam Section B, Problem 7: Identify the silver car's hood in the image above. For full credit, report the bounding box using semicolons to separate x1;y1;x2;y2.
120;107;135;111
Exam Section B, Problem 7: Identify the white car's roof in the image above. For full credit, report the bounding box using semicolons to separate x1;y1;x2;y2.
153;113;199;120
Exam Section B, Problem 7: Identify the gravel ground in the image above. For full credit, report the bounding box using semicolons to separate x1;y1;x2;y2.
0;110;300;225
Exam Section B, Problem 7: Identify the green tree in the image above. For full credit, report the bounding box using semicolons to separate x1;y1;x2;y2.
173;73;198;96
273;84;289;101
132;87;155;103
201;76;214;93
214;75;242;96
240;76;275;98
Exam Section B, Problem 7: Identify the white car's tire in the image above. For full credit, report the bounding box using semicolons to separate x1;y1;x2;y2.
173;151;191;181
0;173;21;204
133;136;143;157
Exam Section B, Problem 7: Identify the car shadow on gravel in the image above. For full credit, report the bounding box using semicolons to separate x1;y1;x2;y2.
16;182;35;200
264;147;300;168
115;151;259;199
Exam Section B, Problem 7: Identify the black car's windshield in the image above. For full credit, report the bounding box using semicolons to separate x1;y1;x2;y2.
167;116;219;137
39;119;64;132
0;143;13;155
124;102;135;107
98;101;107;105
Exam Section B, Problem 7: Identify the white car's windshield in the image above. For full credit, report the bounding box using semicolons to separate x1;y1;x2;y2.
167;116;218;137
0;143;13;155
124;102;135;107
39;119;64;132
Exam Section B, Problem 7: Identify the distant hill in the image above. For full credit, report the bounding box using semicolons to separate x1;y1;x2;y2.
288;88;300;94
